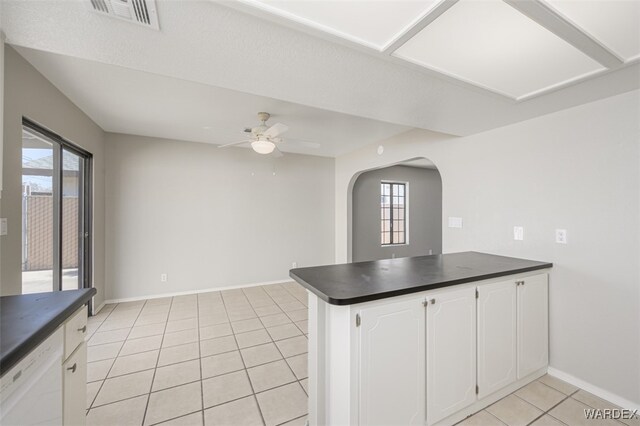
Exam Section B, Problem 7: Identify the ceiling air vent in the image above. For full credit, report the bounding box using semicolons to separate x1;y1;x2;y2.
87;0;159;30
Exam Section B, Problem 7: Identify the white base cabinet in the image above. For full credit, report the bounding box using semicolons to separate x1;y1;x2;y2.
308;271;549;426
357;297;425;426
426;287;476;425
63;306;88;426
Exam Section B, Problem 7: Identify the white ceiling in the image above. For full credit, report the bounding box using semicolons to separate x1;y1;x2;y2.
233;0;639;100
15;46;410;157
2;0;639;141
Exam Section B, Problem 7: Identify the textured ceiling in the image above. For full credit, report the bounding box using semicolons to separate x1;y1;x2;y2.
2;0;639;139
15;46;410;157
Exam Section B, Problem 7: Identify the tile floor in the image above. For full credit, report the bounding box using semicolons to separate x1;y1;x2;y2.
85;281;639;426
85;282;309;426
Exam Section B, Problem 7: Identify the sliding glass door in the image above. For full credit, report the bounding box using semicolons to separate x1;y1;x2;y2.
21;119;92;295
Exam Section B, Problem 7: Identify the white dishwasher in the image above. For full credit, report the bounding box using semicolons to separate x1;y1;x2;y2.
0;327;63;426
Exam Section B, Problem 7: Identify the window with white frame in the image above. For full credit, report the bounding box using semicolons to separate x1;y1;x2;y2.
380;182;407;245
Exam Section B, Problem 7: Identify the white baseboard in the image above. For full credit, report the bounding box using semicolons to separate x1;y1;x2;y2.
547;367;640;411
103;278;293;304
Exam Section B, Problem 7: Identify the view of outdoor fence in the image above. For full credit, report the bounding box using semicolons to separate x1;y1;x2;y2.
22;195;79;271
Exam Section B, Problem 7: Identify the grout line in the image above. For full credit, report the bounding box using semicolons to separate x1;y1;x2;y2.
147;409;202;426
223;289;267;426
196;293;206;426
141;295;173;425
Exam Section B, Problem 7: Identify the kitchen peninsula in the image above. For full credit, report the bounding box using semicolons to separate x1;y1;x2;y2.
290;251;552;426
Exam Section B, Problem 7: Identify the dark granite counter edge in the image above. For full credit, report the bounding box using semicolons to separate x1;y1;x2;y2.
290;263;552;306
0;288;96;376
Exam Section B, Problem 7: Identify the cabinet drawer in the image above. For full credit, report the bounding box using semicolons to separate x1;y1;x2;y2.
63;342;87;426
64;306;88;360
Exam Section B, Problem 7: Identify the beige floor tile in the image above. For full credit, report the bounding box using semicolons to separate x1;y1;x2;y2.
200;323;233;340
163;329;199;348
515;381;566;411
94;369;154;407
256;382;308;426
457;410;505;426
254;306;283;317
86;381;102;409
88;341;123;362
135;313;169;326
201;335;238;357
203;370;253;408
168;310;198;321
98;318;136;332
240;343;283;368
166;318;199;333
129;323;166;339
486;394;543;426
279;416;307;426
259;313;291;327
145;381;203;426
285;309;307;322
550;398;620;426
87;358;115;383
572;389;621;413
120;335;163;356
204;396;263;426
266;324;302;341
538;375;579;395
108;349;159;377
279;302;306;312
231;318;264;334
285;353;308;380
274;336;308;358
530;414;565;426
157;412;204;425
199;314;229;327
247;360;297;393
235;329;272;349
86;394;148;426
228;310;257;322
201;351;245;379
89;328;131;346
295;321;308;334
152;359;201;391
158;342;200;367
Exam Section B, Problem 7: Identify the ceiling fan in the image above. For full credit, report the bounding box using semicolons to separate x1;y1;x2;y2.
217;112;319;156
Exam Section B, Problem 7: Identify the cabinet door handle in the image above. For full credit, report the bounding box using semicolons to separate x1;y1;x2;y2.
67;363;77;373
78;325;87;333
430;298;436;305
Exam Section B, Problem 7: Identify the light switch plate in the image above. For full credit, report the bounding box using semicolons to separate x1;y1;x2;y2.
0;218;7;236
555;229;567;244
448;217;463;228
514;226;524;241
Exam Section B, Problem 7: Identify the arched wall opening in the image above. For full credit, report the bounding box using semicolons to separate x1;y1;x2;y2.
347;157;443;263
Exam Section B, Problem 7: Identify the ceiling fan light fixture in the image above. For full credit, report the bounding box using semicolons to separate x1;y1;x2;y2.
251;139;276;154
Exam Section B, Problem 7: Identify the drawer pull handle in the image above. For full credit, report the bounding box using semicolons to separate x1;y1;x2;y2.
78;326;87;333
67;363;77;373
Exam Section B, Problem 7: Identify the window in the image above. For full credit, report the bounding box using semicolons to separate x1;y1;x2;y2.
381;182;406;245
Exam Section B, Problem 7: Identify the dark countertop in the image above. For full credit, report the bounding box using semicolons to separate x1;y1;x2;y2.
1;288;96;376
290;251;552;305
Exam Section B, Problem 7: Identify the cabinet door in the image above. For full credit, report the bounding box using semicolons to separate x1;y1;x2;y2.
358;297;425;426
517;274;549;379
477;281;517;399
426;287;476;425
63;342;87;426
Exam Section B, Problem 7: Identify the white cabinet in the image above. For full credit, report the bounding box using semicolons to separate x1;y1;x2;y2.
426;287;476;426
357;297;425;426
63;342;87;426
63;306;88;426
517;274;548;379
477;280;517;399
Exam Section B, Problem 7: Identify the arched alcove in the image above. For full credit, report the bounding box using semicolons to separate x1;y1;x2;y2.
348;157;442;262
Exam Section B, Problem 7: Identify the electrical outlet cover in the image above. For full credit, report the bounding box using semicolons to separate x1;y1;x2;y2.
514;226;524;241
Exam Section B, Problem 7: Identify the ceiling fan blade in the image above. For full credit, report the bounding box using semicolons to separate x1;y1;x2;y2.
218;140;251;148
283;138;321;149
263;123;288;138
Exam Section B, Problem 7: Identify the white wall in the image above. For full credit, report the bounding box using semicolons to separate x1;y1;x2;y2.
335;90;640;405
105;133;335;301
0;46;107;309
352;165;442;262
